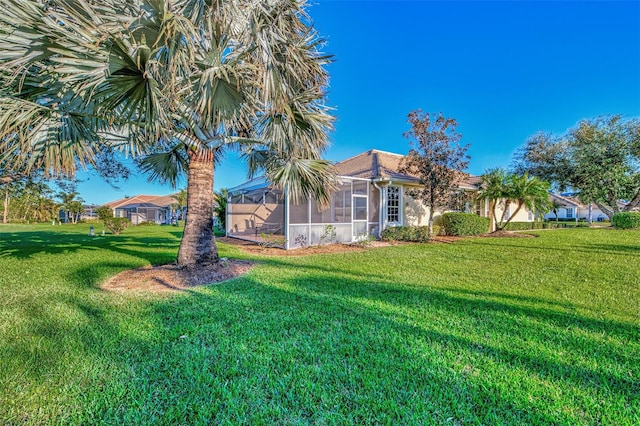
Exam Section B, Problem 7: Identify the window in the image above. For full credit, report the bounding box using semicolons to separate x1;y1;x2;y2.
386;186;400;224
566;207;574;218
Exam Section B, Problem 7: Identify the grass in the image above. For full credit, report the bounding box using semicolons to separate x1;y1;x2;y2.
0;223;638;424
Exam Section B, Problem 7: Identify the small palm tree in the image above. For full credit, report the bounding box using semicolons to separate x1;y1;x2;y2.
550;199;563;223
477;168;509;232
503;173;550;229
0;0;335;265
478;169;550;231
58;191;84;224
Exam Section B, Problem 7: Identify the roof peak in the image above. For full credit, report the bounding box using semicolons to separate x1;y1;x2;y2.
336;149;405;165
369;149;405;157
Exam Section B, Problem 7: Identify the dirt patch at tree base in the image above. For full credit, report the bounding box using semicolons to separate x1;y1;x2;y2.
101;259;255;293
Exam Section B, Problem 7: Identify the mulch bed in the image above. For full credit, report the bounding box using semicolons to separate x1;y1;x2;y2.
101;259;255;293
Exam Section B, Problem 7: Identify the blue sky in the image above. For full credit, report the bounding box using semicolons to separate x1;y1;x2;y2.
77;0;640;205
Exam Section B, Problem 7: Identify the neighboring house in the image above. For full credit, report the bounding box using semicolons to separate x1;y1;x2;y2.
82;204;100;221
227;149;537;249
544;193;609;222
103;194;180;225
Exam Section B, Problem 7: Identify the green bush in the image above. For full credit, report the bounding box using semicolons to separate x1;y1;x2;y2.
136;221;158;226
612;212;640;229
381;226;431;242
541;221;590;229
441;213;489;236
103;217;130;235
505;222;544;231
95;206;113;222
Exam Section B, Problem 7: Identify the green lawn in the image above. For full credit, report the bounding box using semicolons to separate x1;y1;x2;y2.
0;224;638;424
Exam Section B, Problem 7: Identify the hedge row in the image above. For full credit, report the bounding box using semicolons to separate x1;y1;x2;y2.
381;225;436;242
612;212;640;229
441;213;489;236
505;221;590;230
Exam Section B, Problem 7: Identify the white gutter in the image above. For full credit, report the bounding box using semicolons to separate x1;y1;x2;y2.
372;178;388;237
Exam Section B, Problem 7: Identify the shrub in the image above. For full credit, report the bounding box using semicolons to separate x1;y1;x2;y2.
505;222;544;231
103;217;130;235
441;213;489;236
136;221;158;226
612;212;640;229
542;221;590;229
381;226;430;242
95;206;113;222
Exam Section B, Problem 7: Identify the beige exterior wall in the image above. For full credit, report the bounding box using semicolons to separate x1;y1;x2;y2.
401;189;448;226
481;199;536;223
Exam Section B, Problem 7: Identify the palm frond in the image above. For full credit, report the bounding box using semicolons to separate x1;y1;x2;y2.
137;147;189;188
266;156;336;205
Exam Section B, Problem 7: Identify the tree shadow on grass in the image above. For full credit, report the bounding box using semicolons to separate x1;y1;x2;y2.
0;230;180;265
4;258;639;424
213;274;639;423
253;256;639;338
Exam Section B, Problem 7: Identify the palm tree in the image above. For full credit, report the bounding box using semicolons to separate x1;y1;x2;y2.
502;173;550;228
550;199;563;223
477;168;509;232
0;0;335;265
58;190;84;224
214;188;229;230
478;169;550;231
169;188;187;222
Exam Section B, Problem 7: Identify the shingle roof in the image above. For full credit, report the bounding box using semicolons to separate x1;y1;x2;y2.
335;149;416;180
334;149;478;189
103;194;178;209
548;193;584;208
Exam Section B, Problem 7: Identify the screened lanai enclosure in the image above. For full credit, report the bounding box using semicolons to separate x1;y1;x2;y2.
227;176;380;249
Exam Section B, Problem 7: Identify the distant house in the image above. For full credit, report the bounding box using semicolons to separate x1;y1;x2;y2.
103;194;180;225
544;193;609;222
81;204;100;221
227;149;540;249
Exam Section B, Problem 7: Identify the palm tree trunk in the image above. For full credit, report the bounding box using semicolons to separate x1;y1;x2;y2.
503;203;524;229
178;149;218;266
497;200;511;230
488;200;496;233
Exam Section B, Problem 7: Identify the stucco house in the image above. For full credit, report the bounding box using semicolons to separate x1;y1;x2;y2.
544;193;609;222
103;194;180;225
227;149;539;249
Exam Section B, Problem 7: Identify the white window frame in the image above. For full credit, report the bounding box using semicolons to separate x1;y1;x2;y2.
386;185;401;225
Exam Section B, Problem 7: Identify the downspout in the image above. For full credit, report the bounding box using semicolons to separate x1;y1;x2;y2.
372;180;384;238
